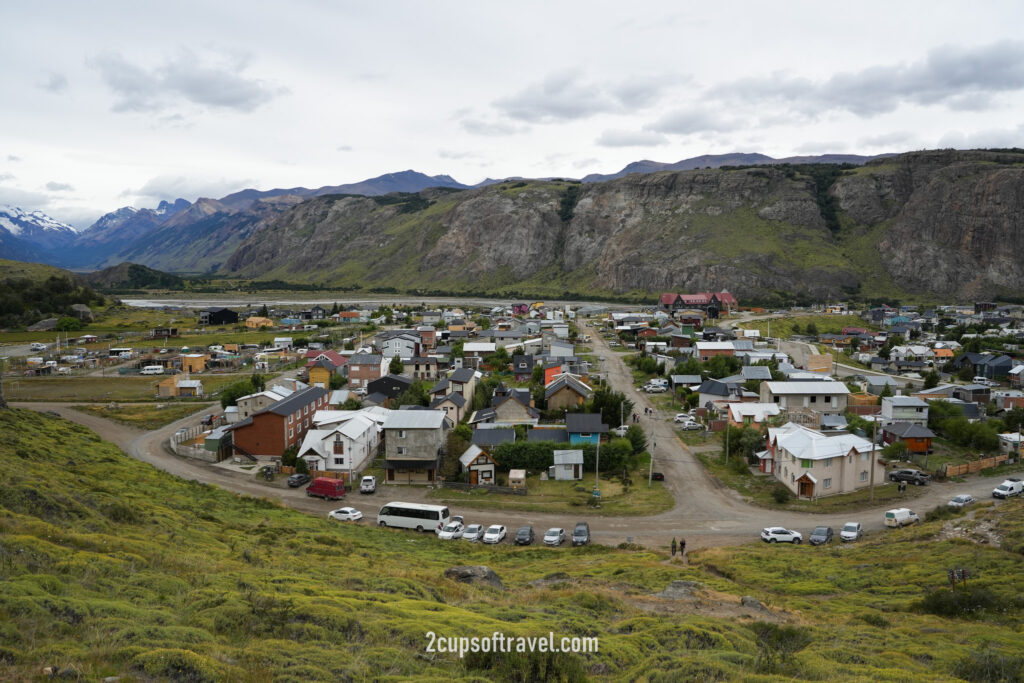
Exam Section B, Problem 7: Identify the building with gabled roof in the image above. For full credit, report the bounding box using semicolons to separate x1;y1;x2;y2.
767;421;883;499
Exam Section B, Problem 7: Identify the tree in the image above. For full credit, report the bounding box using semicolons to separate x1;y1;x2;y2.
805;322;818;336
625;425;647;454
395;380;430;408
55;316;82;331
389;355;404;374
923;370;940;389
329;373;347;390
294;457;309;475
676;356;702;376
341;397;362;410
590;386;633;428
258;304;269;317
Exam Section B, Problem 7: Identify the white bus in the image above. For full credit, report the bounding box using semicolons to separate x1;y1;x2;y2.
376;502;451;533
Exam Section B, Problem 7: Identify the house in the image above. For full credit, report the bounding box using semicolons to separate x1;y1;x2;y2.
695;341;735;362
527;427;569;443
245;316;274;329
307;358;341;389
377;331;421;359
864;375;900;395
881;422;935;454
551;449;584;480
296;414;379;482
727;402;782;428
508;469;527;489
181;354;209;374
880;396;929;427
447;367;479;403
367;375;414;404
199;307;239;326
544;374;593;411
697;378;739;410
566;413;609;445
417;326;437;350
430;392;467;424
155;375;204;398
348;353;387;390
462;342;496;369
512;354;536;381
381;409;449;484
305;349;348;372
759;381;850;415
229;386;330;458
404;356;439;382
491;389;540;425
458;444;497;485
767;422;884;499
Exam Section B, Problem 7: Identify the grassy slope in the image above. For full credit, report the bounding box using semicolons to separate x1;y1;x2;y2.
1;409;1023;681
0;257;75;280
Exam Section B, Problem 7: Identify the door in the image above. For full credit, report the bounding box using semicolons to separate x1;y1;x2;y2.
573;464;580;479
470;470;478;485
799;480;814;498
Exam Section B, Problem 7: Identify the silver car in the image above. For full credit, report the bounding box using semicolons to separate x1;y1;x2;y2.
462;524;484;542
543;527;566;546
947;494;975;509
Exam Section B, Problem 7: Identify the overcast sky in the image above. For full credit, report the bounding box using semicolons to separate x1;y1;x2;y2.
3;1;1024;228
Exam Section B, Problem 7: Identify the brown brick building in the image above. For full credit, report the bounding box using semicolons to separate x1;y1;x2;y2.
229;386;329;457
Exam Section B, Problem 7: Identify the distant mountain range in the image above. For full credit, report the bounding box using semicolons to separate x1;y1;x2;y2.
580;153;894;183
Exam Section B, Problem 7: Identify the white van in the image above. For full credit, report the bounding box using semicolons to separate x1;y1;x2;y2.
140;365;165;375
360;475;377;494
884;508;920;528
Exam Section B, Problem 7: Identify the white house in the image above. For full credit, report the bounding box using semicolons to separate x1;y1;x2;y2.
296;414;380;481
759;381;850;415
458;444;497;485
767;422;884;499
551;449;584;480
880;396;929;427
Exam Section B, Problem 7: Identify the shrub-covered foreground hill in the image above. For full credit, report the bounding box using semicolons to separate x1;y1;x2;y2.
1;408;1022;682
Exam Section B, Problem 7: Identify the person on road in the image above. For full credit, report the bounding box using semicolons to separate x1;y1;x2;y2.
679;538;686;558
671;538;677;556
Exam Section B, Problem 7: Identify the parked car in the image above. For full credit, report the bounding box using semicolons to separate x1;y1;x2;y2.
651;472;665;481
463;524;485;542
884;508;920;528
678;421;702;431
948;494;976;509
992;478;1024;499
305;477;346;500
673;413;692;423
809;526;834;546
761;527;802;544
437;521;465;540
571;521;591;546
287;473;311;488
327;507;362;522
359;475;377;494
840;522;863;542
543;527;566;546
888;469;931;486
482;525;507;544
611;425;630;437
644;385;667;393
514;526;535;546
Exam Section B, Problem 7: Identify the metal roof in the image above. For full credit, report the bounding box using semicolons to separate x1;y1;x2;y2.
381;410;447;430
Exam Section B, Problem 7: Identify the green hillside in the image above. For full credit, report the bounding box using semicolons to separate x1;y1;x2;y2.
1;408;1022;681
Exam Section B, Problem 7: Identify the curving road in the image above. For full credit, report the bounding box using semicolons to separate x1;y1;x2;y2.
14;320;1021;551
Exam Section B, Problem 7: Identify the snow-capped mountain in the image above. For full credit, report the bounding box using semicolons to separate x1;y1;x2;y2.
0;205;79;255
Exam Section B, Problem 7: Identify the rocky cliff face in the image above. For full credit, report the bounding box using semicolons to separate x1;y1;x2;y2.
104;149;1024;301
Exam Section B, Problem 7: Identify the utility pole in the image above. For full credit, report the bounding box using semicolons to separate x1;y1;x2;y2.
725;418;731;465
594;437;601;496
648;440;654;486
870;415;878;502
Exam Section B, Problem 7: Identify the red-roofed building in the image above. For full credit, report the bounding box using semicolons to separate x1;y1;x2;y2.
658;291;737;318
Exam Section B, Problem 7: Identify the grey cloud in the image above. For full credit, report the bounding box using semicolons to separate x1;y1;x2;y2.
46;181;74;192
0;186;53;208
122;175;254;204
92;48;282;114
40;73;68;93
712;41;1024;118
0;173;14;182
8;155;21;162
793;141;847;154
647;107;739;135
437;149;478;160
336;145;353;152
460;118;521;136
494;71;669;123
937;124;1024;150
573;157;600;169
595;129;668;147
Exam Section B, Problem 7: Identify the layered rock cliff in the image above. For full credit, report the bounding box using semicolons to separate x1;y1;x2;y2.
116;149;1024;301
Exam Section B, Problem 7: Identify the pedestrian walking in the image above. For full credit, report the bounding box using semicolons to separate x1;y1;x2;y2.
679;538;686;557
671;538;677;557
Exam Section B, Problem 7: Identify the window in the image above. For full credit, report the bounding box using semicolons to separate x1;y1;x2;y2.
824;458;832;468
861;453;869;461
289;428;294;438
333;457;344;466
580;433;591;438
398;430;407;439
810;396;817;403
823;478;832;489
801;458;812;468
288;414;293;424
397;447;407;456
860;470;868;481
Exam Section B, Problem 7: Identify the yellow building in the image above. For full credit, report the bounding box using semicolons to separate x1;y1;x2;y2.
245;316;274;329
181;354;209;374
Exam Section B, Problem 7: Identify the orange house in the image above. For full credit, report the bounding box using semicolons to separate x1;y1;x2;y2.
882;422;935;453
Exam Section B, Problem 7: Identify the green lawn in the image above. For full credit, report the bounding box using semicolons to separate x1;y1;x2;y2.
3;374;243;402
72;403;210;430
427;466;674;517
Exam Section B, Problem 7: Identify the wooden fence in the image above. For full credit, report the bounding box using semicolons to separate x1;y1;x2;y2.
278;465;348;481
440;481;528;496
944;454;1009;477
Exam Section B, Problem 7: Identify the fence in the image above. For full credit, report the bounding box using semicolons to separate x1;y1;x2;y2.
279;465;348;481
169;428;218;463
944;454;1009;477
440;481;528;496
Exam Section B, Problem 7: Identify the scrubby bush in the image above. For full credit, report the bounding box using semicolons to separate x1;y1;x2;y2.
771;484;792;504
918;587;1000;618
